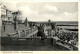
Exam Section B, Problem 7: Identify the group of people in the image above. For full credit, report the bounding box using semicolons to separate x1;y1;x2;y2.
28;23;78;46
56;30;78;45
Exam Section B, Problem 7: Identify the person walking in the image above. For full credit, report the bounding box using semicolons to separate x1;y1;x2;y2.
3;22;5;31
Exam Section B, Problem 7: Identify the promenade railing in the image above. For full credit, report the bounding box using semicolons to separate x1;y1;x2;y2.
53;37;78;51
7;27;38;38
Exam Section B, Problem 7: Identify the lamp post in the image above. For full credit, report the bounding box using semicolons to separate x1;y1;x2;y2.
12;12;18;30
48;19;51;26
24;17;28;26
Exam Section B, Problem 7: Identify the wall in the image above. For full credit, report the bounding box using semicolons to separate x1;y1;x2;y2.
1;37;53;46
0;5;2;50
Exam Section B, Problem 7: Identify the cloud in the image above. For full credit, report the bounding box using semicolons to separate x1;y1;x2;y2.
28;11;78;21
18;6;32;16
1;2;78;21
56;12;78;21
44;5;59;12
18;6;39;20
1;2;18;11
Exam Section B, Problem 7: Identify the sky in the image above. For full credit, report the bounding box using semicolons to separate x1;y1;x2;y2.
1;0;78;22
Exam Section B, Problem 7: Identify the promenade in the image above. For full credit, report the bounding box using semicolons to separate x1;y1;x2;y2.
1;24;29;37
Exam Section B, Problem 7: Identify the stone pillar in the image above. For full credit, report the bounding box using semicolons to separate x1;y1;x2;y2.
48;29;52;36
52;37;57;46
0;5;2;50
0;5;2;37
17;31;21;38
24;30;26;36
0;19;2;37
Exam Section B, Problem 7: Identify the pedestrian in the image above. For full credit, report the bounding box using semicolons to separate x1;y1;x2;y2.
3;22;5;31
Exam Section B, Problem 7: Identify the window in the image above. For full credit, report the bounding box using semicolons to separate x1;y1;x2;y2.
8;17;10;20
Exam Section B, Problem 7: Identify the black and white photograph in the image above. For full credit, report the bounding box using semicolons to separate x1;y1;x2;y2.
0;2;78;51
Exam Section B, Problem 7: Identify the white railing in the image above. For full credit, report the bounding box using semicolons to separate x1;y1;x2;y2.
7;27;38;38
53;37;78;50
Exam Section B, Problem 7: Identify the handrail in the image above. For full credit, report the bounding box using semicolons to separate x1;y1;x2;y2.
55;37;78;50
7;27;38;38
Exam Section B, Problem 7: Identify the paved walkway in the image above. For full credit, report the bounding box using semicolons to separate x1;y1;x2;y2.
1;24;29;37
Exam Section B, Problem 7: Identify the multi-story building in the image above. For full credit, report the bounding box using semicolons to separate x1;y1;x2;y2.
6;9;13;23
1;4;14;23
1;4;7;22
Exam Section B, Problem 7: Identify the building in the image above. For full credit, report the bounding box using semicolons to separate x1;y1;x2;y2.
56;22;78;33
6;9;13;23
37;20;56;38
12;10;22;23
1;4;14;23
1;4;7;22
17;10;22;20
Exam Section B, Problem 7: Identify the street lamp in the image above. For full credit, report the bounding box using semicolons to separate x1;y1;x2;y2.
12;12;18;30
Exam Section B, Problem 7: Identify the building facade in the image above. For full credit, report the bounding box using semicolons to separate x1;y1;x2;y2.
12;10;22;23
1;4;14;23
6;9;13;23
1;4;7;22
